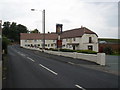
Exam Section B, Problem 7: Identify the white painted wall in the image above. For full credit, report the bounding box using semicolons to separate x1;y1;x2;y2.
45;40;56;49
44;50;106;66
20;33;98;52
81;34;98;52
20;39;56;49
62;37;81;50
61;34;98;52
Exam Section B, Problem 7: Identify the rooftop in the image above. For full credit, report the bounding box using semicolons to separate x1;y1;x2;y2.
20;27;98;40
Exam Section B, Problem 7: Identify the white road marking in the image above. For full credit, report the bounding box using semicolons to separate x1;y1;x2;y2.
20;53;26;57
68;62;75;65
39;64;58;75
75;84;86;90
17;52;26;57
27;57;35;62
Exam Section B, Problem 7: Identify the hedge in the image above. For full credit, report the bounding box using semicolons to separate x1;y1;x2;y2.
77;50;97;54
47;48;97;54
59;49;76;52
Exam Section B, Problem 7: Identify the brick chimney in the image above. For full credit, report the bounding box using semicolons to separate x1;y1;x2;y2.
56;24;63;35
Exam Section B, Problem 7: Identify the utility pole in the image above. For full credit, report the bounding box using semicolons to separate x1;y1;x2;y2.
0;20;2;61
0;20;2;90
42;9;45;50
31;9;45;52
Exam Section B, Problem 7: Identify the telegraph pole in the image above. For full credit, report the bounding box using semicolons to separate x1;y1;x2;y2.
31;9;45;52
0;20;2;61
42;9;45;50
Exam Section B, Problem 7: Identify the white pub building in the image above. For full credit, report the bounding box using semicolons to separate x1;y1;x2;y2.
20;24;98;52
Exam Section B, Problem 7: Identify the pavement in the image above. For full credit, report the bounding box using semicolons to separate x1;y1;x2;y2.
3;45;119;88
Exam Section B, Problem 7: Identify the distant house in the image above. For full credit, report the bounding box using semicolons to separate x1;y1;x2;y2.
20;25;98;52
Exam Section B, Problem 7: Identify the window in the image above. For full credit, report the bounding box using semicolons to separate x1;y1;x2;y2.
45;44;47;46
31;44;33;47
66;45;68;48
53;40;55;42
34;44;37;47
38;44;40;46
34;40;37;42
89;37;92;43
51;44;53;47
63;44;65;47
48;44;50;47
66;39;68;42
73;38;76;41
69;38;72;42
25;40;27;42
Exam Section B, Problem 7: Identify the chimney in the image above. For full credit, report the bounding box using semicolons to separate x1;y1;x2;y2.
56;24;63;35
81;25;83;28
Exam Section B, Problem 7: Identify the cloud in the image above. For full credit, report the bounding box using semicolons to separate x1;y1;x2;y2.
0;0;118;38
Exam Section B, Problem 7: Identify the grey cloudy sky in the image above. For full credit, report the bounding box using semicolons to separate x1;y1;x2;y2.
0;0;119;38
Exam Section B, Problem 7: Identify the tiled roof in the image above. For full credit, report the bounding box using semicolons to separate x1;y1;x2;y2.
20;27;98;40
60;27;98;39
20;33;58;40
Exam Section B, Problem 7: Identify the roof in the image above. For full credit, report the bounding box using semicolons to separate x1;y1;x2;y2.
20;27;98;40
20;33;58;40
60;27;98;39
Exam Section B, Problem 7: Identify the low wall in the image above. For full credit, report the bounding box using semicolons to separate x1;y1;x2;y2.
23;47;106;66
44;50;106;66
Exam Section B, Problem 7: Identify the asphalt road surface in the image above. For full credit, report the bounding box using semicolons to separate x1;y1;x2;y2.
3;45;119;89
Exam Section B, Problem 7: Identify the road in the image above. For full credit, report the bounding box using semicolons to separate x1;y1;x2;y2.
106;55;119;73
3;45;119;88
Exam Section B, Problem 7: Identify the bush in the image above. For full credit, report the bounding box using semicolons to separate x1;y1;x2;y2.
49;48;58;51
103;47;113;55
52;49;58;51
59;49;76;52
48;48;97;54
2;36;10;54
113;50;120;55
77;50;97;54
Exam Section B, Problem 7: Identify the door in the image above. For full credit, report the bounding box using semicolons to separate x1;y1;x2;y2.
88;45;93;50
73;45;75;50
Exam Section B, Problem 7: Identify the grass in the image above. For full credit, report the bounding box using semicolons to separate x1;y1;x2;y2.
98;38;120;43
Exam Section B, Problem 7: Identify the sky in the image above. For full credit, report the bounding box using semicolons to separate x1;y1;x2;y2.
0;0;119;39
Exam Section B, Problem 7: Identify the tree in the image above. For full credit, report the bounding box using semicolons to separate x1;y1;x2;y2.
2;21;11;38
16;24;28;41
30;29;39;33
9;22;17;40
2;21;29;42
103;47;113;55
2;36;10;54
